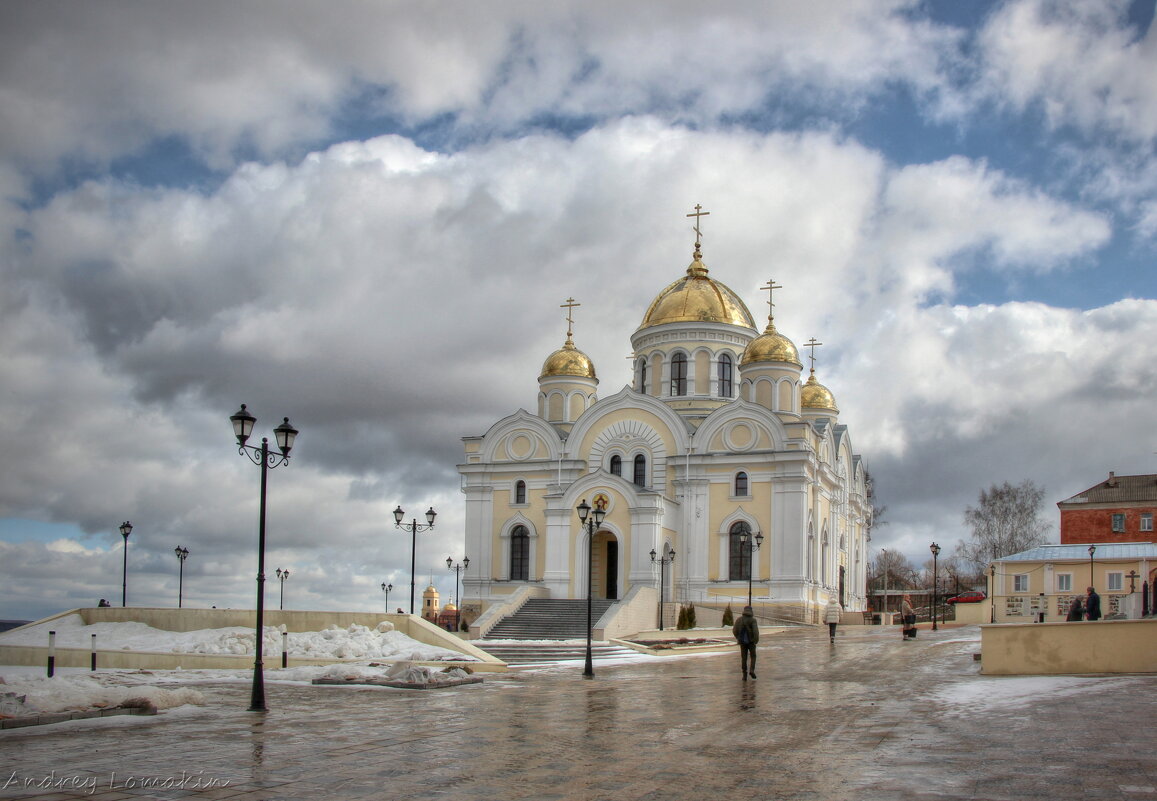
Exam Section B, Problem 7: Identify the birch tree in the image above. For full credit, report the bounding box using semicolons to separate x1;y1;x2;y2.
958;480;1051;569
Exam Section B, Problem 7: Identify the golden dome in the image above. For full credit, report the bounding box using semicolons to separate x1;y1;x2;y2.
540;339;597;379
638;257;757;331
801;372;838;413
740;320;802;367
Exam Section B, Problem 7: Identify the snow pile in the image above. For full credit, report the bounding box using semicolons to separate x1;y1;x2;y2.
0;616;478;662
0;673;204;715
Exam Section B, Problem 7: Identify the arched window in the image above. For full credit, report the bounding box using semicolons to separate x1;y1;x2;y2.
510;525;529;581
718;353;733;397
670;353;687;396
729;521;753;581
734;471;748;497
633;454;646;487
514;480;526;505
609;454;622;476
638;359;647;394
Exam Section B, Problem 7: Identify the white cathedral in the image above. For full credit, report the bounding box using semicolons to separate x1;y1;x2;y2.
458;212;872;625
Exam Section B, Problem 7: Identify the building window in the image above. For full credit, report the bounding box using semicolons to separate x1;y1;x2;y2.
1057;574;1072;592
633;454;646;487
514;480;526;505
1112;513;1126;532
718;353;733;398
734;471;749;497
1142;513;1153;532
729;521;753;582
638;359;647;394
1107;572;1123;591
609;455;621;476
1013;574;1029;592
670;353;687;396
510;525;529;581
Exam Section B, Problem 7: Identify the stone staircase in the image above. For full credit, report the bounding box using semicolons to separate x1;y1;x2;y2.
474;598;637;665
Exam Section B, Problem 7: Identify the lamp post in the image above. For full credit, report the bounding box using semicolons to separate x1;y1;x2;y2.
119;521;133;607
174;546;189;608
649;545;676;630
1088;544;1096;591
276;568;290;610
381;582;393;613
230;403;298;713
447;557;469;631
989;564;996;623
738;526;764;607
576;498;606;678
394;505;436;614
930;542;941;632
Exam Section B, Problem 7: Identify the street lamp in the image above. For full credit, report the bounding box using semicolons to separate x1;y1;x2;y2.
738;526;764;607
276;568;290;610
649;545;676;631
381;582;393;613
930;542;941;632
119;521;133;607
576;498;606;678
447;556;470;631
393;505;437;614
1088;544;1096;591
230;403;298;713
174;546;189;608
989;564;996;623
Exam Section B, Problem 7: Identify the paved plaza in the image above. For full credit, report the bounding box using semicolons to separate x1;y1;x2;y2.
2;624;1156;800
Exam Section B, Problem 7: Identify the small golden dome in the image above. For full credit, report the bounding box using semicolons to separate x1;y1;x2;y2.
540;340;597;379
801;372;838;413
638;257;757;331
740;320;802;367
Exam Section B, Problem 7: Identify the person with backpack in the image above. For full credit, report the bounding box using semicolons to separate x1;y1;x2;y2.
732;605;760;679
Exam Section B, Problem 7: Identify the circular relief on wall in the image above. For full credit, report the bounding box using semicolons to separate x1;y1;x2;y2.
506;433;535;461
723;422;756;452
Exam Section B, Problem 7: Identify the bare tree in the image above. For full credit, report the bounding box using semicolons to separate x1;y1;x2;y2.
957;479;1052;569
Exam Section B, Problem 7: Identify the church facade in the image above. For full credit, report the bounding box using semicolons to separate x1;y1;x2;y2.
458;222;872;624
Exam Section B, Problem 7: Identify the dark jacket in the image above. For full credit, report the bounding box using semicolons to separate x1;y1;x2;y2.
1066;598;1084;621
733;609;759;646
1086;591;1102;621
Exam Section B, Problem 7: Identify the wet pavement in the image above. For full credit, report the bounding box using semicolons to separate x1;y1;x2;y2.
2;623;1156;800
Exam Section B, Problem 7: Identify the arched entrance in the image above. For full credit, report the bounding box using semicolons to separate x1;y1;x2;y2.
592;531;619;600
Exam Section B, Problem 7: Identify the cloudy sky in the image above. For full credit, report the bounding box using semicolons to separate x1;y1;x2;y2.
2;0;1155;621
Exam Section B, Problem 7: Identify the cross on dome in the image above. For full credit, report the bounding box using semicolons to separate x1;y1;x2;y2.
805;337;823;374
560;297;581;345
760;279;782;324
686;204;710;259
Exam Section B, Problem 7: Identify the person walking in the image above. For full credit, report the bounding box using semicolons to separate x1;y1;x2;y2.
732;605;759;680
1066;595;1084;621
901;594;917;639
823;596;842;643
1085;587;1102;621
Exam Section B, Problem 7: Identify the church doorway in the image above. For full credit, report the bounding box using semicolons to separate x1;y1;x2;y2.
592;531;619;600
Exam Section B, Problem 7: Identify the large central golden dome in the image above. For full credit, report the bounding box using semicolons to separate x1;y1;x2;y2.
638;257;757;332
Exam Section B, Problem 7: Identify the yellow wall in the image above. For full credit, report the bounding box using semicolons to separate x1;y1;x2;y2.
981;618;1157;675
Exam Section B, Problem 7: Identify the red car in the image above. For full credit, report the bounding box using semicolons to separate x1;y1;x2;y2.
946;591;986;604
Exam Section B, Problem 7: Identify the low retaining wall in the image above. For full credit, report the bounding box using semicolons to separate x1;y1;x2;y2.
0;607;506;672
981;617;1157;675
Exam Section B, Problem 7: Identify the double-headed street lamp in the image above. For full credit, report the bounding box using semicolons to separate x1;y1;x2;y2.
394;505;436;614
119;521;133;607
230;403;298;714
738;526;764;607
174;546;189;608
650;545;675;630
381;582;393;613
930;542;941;632
576;499;606;678
276;568;290;610
447;557;470;631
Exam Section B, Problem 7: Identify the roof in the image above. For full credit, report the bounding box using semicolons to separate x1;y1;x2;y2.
996;542;1157;562
1058;473;1157;506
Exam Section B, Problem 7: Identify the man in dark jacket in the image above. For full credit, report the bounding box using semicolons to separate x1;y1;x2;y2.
1086;587;1102;621
732;605;760;680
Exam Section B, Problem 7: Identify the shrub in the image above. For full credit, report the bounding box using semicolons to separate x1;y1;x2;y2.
722;603;734;626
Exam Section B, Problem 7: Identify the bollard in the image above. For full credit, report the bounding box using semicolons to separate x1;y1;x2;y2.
281;631;288;669
91;633;97;671
47;630;56;677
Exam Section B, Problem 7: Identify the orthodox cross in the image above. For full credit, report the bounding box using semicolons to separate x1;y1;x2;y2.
760;279;782;322
805;337;824;373
560;297;580;342
1126;570;1140;593
686;204;710;250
